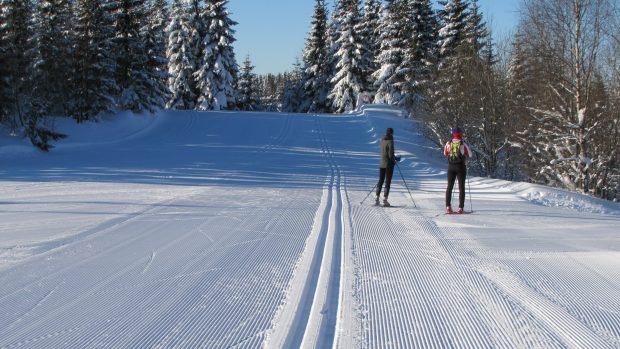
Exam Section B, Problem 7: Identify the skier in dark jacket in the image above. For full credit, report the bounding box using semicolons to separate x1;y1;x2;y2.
444;127;471;214
376;127;397;206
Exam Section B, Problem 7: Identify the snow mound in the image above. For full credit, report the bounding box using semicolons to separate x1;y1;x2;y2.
0;111;159;157
508;182;620;216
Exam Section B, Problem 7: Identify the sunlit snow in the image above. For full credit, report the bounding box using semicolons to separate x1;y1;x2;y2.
1;105;619;348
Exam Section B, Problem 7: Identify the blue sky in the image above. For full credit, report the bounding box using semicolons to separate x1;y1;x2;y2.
227;0;521;75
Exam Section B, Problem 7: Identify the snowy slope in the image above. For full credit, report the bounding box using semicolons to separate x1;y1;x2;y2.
0;106;619;348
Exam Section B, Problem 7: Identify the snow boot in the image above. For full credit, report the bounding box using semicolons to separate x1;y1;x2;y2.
446;206;453;214
375;196;380;206
383;198;391;207
456;207;464;214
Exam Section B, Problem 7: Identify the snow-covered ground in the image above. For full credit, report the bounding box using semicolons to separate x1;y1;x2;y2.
1;105;619;348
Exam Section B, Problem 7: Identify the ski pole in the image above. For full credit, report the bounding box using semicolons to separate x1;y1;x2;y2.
467;175;473;213
396;162;417;208
360;182;378;205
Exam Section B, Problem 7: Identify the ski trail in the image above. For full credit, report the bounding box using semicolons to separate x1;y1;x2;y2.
300;116;344;348
265;115;346;349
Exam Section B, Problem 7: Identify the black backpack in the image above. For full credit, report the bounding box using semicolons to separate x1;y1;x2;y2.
448;141;465;164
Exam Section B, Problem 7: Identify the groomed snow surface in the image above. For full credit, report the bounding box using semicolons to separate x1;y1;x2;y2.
1;105;619;348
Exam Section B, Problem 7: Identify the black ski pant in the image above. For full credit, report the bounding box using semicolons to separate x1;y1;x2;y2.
376;165;394;198
446;163;467;209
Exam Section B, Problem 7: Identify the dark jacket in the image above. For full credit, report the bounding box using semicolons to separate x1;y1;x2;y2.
379;135;395;168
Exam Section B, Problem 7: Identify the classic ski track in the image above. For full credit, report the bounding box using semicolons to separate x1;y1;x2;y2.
299;116;344;348
265;115;346;349
260;113;293;153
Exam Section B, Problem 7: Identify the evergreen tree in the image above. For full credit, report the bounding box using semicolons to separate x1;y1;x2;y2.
283;58;305;112
394;0;416;99
464;0;486;56
357;0;382;94
72;0;118;122
142;0;170;109
372;0;408;105
113;0;156;112
30;0;74;115
326;0;348;109
301;0;331;113
437;0;468;61
166;0;197;109
406;0;437;95
433;0;470;128
0;16;12;125
237;55;259;111
195;0;238;110
0;50;11;125
329;0;364;113
0;0;66;150
0;0;35;130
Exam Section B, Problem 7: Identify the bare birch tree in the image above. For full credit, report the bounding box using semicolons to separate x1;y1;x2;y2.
516;0;614;193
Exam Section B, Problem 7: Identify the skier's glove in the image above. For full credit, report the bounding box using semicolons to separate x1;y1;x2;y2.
395;155;401;163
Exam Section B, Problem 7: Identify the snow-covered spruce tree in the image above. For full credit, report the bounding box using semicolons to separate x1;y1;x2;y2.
275;74;287;111
326;0;350;109
166;0;198;109
237;55;259;111
0;0;64;150
329;0;364;113
1;1;65;148
399;0;438;114
301;0;331;113
436;0;469;61
112;0;159;112
257;74;274;111
464;0;486;56
71;0;118;122
195;0;238;111
0;17;12;125
428;0;470;142
0;46;11;125
405;0;437;109
142;0;170;109
0;0;35;131
30;0;74;115
372;0;409;105
283;58;305;112
356;0;382;94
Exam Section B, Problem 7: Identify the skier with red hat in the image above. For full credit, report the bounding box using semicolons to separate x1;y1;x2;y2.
444;127;471;214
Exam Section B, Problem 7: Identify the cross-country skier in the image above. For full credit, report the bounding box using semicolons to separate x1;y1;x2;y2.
376;127;397;207
444;127;471;214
